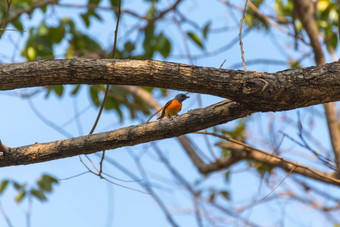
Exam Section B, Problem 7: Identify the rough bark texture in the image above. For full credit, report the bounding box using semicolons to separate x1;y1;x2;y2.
0;100;252;167
1;59;340;111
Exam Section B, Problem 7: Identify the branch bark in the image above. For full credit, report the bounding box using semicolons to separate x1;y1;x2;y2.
2;59;340;111
0;100;252;167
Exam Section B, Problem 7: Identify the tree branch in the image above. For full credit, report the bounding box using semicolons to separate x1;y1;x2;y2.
293;0;324;65
7;0;58;24
0;100;252;167
217;142;340;187
2;59;340;111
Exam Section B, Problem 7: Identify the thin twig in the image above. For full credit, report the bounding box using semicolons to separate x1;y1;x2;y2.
146;107;163;123
79;155;148;194
86;0;122;177
196;131;340;185
129;150;179;227
7;0;57;25
239;0;248;71
219;59;226;69
0;0;12;39
27;99;73;138
58;171;90;181
26;195;32;227
89;0;121;135
0;200;13;227
257;166;296;203
99;150;106;177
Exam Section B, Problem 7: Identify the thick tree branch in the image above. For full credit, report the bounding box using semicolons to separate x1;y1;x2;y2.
0;100;252;167
2;59;340;111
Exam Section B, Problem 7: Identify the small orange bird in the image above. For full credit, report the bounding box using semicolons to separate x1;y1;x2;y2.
158;93;190;119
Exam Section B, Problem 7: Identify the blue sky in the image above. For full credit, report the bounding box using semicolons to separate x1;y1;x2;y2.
1;0;340;227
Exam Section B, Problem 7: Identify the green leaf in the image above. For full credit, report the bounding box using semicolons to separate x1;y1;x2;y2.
90;86;100;107
53;85;64;97
187;32;204;49
209;192;215;202
103;96;116;110
202;21;211;39
146;4;157;19
124;41;135;54
0;180;9;194
15;191;26;203
38;22;49;36
220;190;230;200
222;119;247;139
38;175;58;192
256;164;273;178
224;171;230;183
10;19;24;34
81;13;91;27
157;33;171;58
48;25;66;44
143;25;157;58
71;85;82;95
30;189;47;201
61;17;76;34
13;182;25;191
110;0;119;7
89;0;101;5
252;0;264;7
328;33;338;50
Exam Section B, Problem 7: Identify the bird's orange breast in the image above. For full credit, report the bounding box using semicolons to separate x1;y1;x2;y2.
164;100;182;117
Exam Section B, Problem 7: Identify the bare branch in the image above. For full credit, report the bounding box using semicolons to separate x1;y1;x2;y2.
239;0;248;71
0;0;13;39
217;142;340;186
7;0;58;25
293;0;324;65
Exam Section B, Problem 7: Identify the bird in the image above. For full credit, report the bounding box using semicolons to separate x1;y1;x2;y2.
158;93;190;119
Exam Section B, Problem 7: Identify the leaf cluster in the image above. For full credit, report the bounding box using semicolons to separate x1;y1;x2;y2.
0;174;58;203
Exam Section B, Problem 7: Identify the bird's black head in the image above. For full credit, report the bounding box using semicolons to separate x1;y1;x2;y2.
174;93;190;103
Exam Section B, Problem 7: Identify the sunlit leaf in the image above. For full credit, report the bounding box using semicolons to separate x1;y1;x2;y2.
187;32;204;49
53;85;64;97
15;191;26;203
30;189;47;201
0;180;9;194
38;175;58;192
202;21;211;39
146;4;157;19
